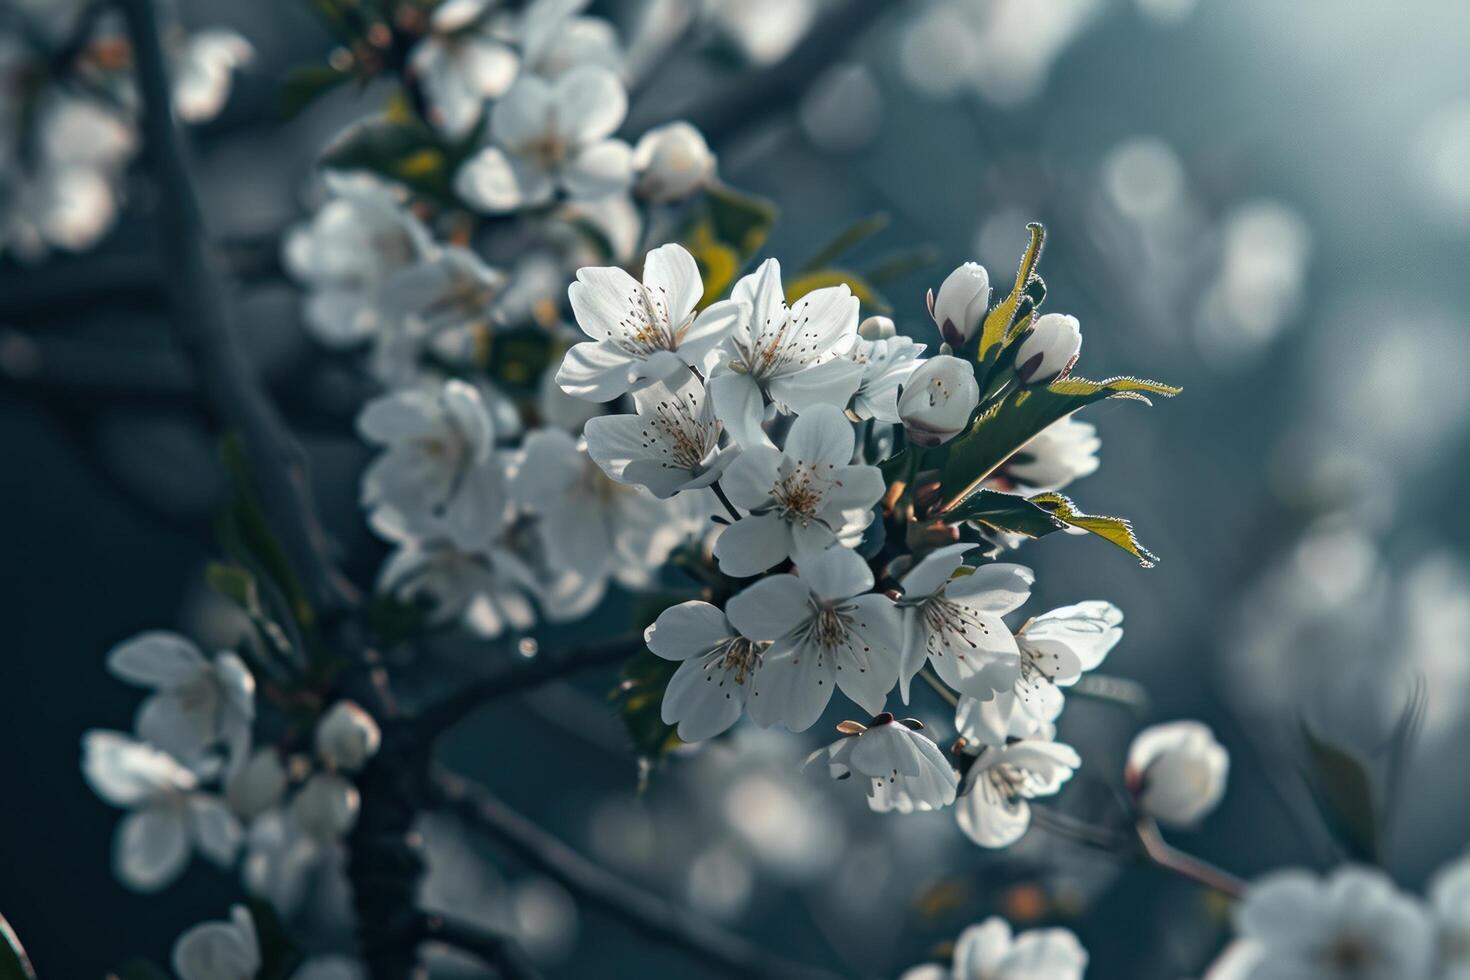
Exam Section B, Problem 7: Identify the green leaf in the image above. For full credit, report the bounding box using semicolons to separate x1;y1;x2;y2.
800;211;890;272
319;114;454;205
248;900;303;980
683;183;778;305
975;222;1046;367
217;435;315;633
864;246;941;286
207;561;260;611
1029;492;1160;567
786;268;891;313
0;914;35;980
1302;725;1379;862
939;375;1181;513
941;489;1063;538
614;648;683;784
280;63;352;120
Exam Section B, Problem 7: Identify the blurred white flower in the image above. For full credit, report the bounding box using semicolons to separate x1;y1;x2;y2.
996;417;1100;493
520;0;624;79
930;262;992;348
1014;314;1081;386
849;333;926;424
1431;854;1470;979
291;772;360;843
896;544;1032;703
707;258;863;449
556;242;744;401
712;405;884;577
898;354;981;447
242;809;335;917
225;748;288;821
172;30;254;123
315;701;382;773
410;0;520;138
584;372;735;497
632;121;716;202
1125;720;1228;827
725;546;902;730
646;601;770;741
370;246;507;388
954;734;1079;848
82;731;242;891
705;0;816;66
900;916;1087;980
358;379;506;548
455;66;634;212
283;177;433;347
799;63;883;153
106;630;254;772
172;905;260;980
1229;866;1435;980
294;956;366;980
809;713;958;813
1011;601;1122;723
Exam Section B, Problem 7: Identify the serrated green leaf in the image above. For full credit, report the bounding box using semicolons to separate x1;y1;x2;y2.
786;268;891;313
0;914;35;980
939;375;1180;513
941;489;1062;538
800;212;890;273
280;63;352;120
975;222;1046;366
1302;725;1379;862
1029;492;1159;567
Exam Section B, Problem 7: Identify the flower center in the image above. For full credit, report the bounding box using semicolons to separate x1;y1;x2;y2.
772;462;835;525
1324;934;1375;973
644;390;716;470
702;637;765;686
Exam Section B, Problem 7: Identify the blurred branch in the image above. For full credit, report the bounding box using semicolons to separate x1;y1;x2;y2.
674;0;893;149
414;913;542;980
409;634;645;744
118;0;356;614
1135;818;1246;899
429;766;849;980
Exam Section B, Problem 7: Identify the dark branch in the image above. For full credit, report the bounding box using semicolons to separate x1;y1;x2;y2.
117;0;357;615
409;634;645;744
415;913;543;980
674;0;893;149
429;767;848;980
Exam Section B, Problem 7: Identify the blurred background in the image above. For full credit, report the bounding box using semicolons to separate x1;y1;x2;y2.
4;0;1470;977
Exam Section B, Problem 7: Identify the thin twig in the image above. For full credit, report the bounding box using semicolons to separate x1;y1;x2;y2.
415;913;543;980
409;634;646;743
919;666;959;707
711;480;743;523
118;0;356;615
429;766;848;980
1029;805;1133;853
1135;818;1247;899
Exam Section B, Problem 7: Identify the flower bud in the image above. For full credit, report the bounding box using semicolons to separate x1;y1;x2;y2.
1125;721;1228;827
1014;313;1081;385
632;122;715;203
291;772;360;842
929;262;991;347
898;355;980;447
225;748;288;820
315;700;381;773
858;315;896;340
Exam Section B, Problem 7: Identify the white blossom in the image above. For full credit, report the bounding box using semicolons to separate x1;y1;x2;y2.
106;631;254;773
896;545;1033;703
316;701;382;773
930;262;991;348
172;905;260;980
520;0;624;79
358;379;506;548
645;601;770;741
900;916;1088;980
225;748;288;821
849;332;926;424
954;732;1080;848
1126;720;1229;827
556;242;745;401
996;416;1100;493
82;731;242;891
725;546;902;730
707;258;864;449
454;65;633;212
1014;313;1082;385
1431;854;1470;979
283;176;432;347
808;713;958;812
1010;600;1123;723
632;121;716;202
410;0;520;138
898;354;980;447
1226;866;1435;980
291;772;361;843
172;30;254;124
712;404;884;577
370;246;507;388
584;371;735;497
954;691;1053;750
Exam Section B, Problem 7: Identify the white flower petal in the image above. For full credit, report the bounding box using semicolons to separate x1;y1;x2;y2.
556;339;637;401
713;512;795;577
662;655;749;741
900;543;976;600
708;371;770;450
726;573;813;639
640;242;704;328
116;805;191;891
107;631;207;689
783;403;854;467
551;65;627;144
561;138;634;200
764;356;864;415
746;641;834;732
644;601;731;661
797;545;873;601
455;146;554;213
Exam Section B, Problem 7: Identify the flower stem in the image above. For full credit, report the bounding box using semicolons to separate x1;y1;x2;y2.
711;480;743;523
1135;818;1247;899
918;666;958;707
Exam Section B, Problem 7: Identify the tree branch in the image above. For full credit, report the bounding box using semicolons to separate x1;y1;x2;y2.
409;634;646;744
415;913;543;980
117;0;356;615
429;767;848;980
1135;818;1247;899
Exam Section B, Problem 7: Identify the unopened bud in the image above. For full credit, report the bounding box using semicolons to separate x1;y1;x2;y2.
291;772;360;842
315;700;381;773
225;748;287;820
1014;313;1081;385
930;262;990;347
898;355;980;447
632;122;715;203
858;315;896;340
1125;720;1229;827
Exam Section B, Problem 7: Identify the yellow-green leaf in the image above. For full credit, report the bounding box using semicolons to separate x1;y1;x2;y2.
976;222;1046;365
1029;492;1160;567
786;268;891;313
